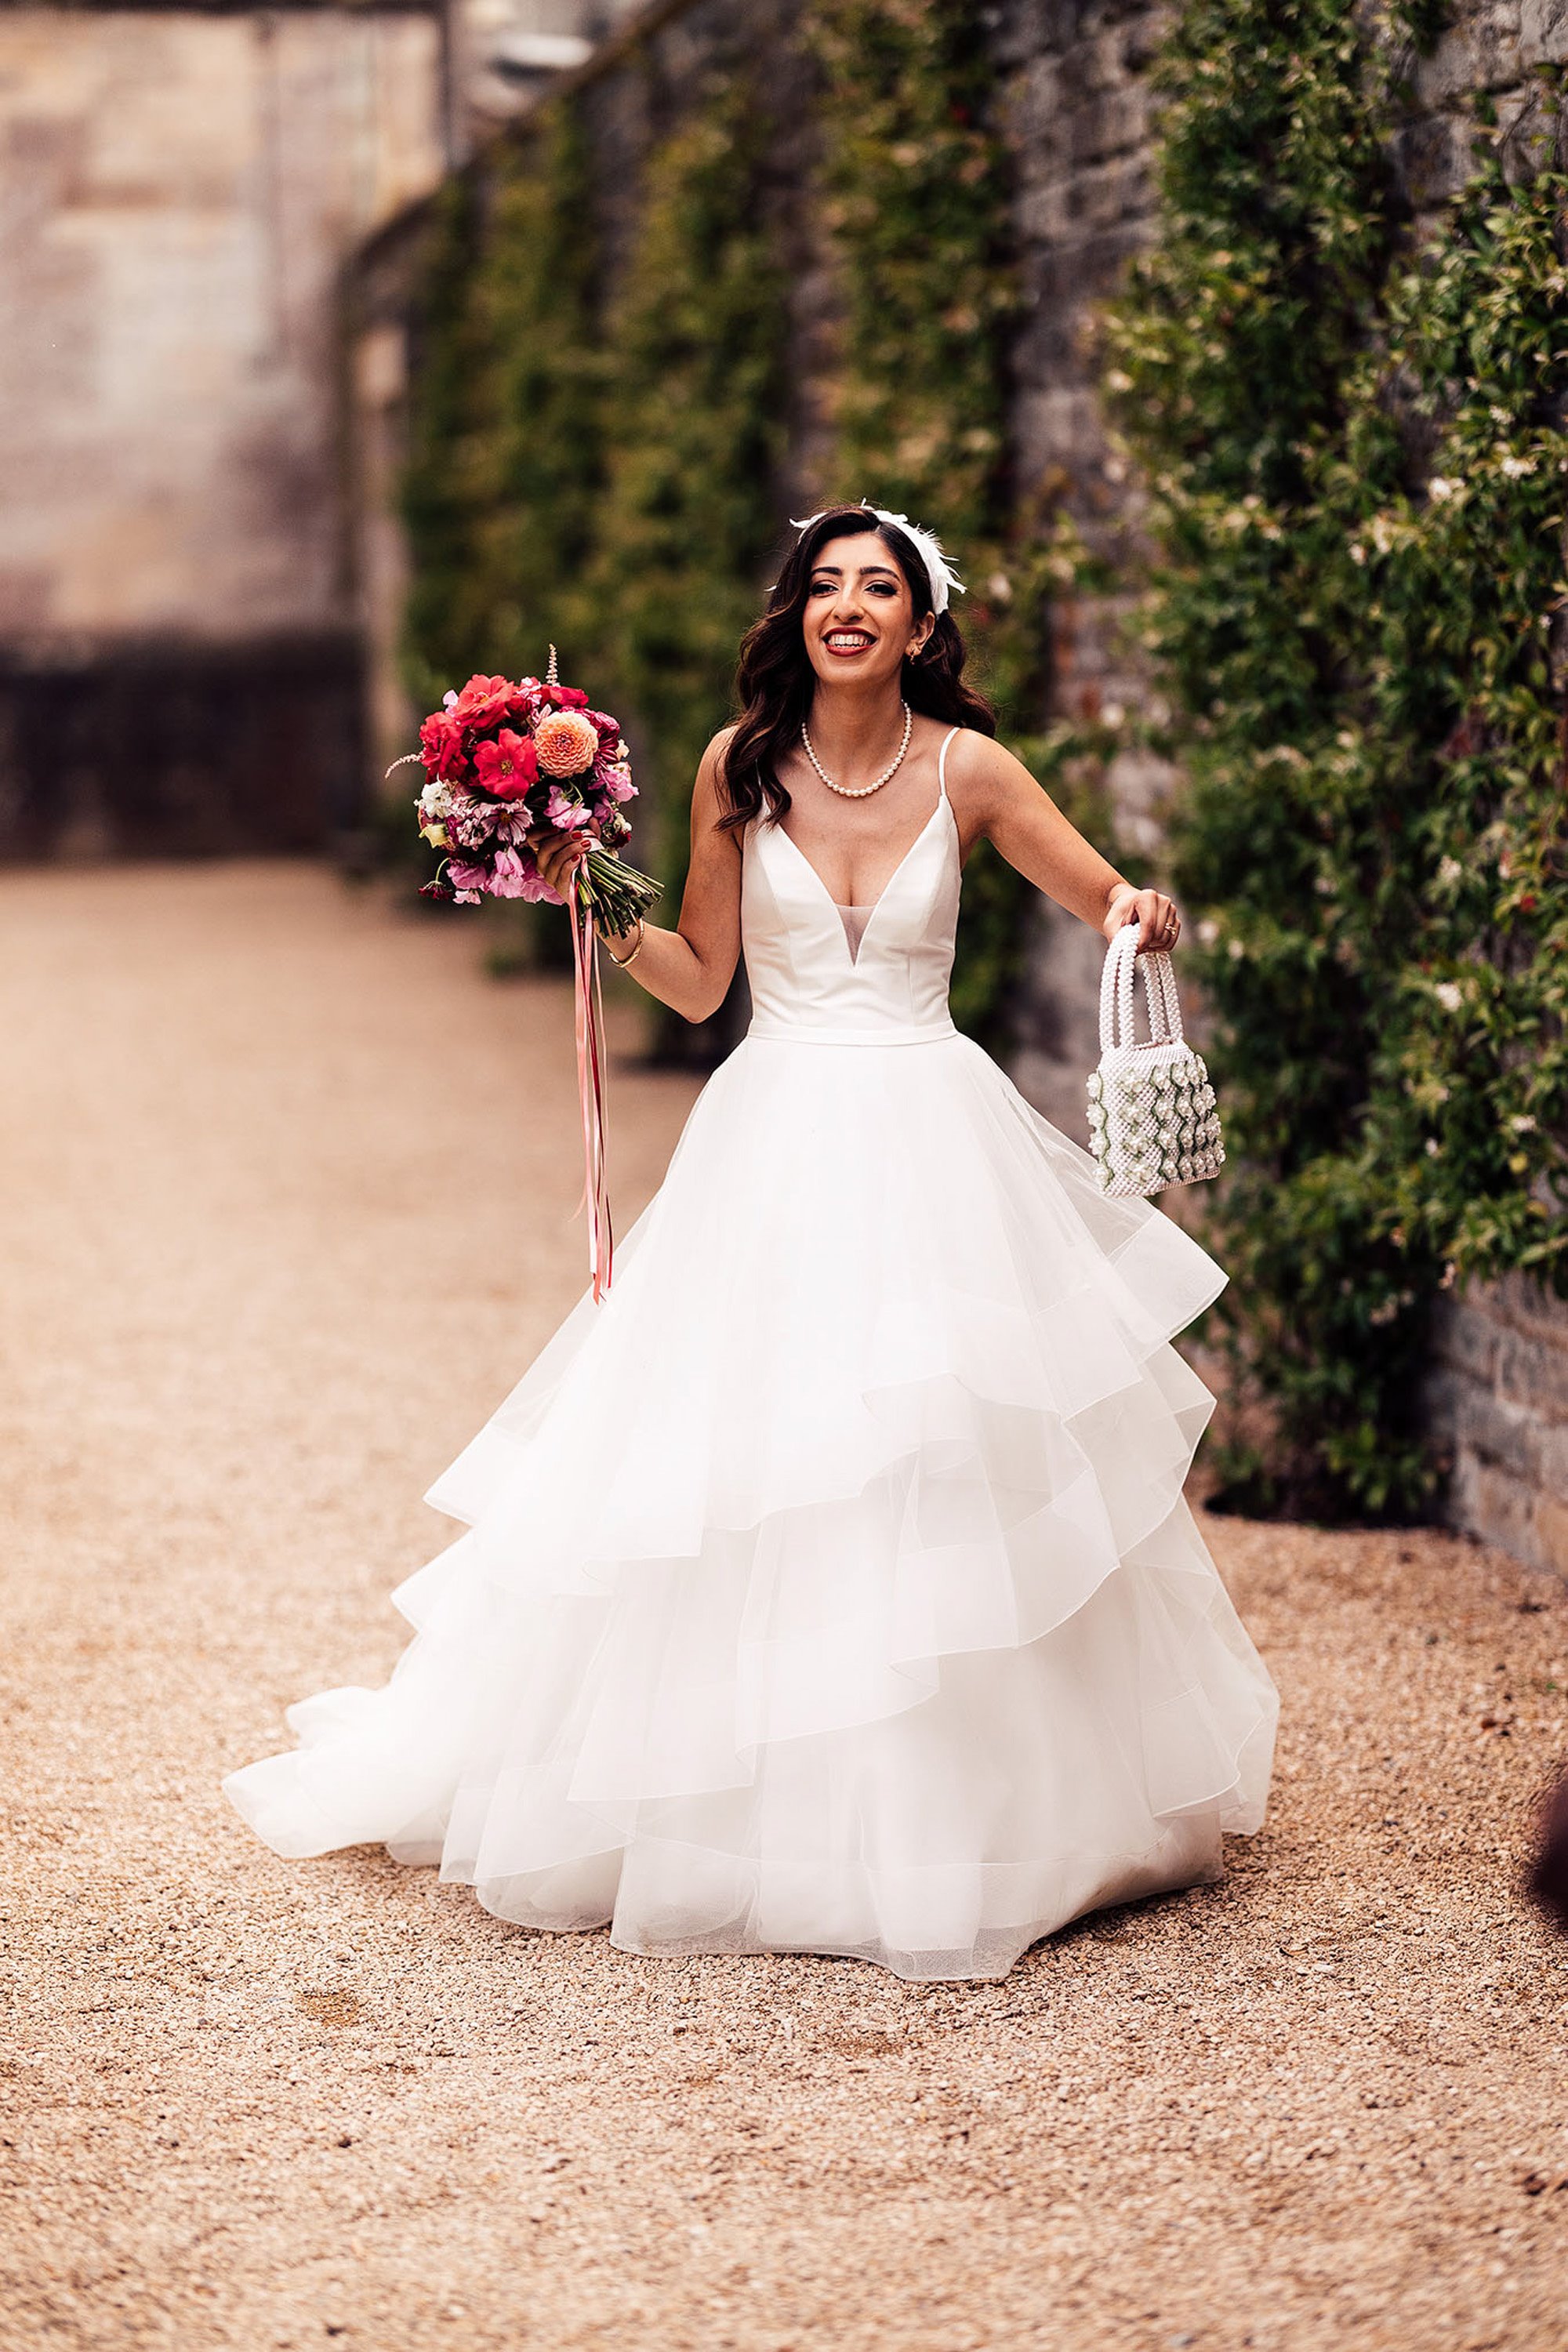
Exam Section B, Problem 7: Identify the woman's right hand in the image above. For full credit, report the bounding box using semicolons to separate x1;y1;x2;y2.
526;821;597;900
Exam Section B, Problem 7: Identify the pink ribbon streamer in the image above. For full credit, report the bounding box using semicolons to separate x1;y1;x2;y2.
568;880;615;1302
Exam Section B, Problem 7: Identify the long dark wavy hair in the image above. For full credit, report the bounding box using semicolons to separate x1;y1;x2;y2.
717;505;996;833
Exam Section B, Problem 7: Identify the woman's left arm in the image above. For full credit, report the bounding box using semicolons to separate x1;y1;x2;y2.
960;733;1179;952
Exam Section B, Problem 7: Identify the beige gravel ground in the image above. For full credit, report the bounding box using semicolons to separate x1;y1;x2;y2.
4;859;1568;2352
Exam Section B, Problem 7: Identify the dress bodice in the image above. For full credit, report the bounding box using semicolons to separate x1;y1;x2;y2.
742;725;962;1045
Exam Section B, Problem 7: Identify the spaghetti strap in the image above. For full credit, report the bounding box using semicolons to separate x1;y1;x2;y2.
937;725;960;801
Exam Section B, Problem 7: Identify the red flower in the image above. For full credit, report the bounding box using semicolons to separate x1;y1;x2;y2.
453;673;517;730
419;711;466;780
474;729;539;800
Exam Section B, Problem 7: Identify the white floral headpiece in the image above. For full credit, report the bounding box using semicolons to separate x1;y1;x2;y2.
789;501;966;616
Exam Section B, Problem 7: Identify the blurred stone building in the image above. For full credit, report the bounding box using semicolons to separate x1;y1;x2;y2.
0;0;629;858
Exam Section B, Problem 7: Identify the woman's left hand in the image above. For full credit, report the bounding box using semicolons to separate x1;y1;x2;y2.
526;820;598;901
1103;884;1181;953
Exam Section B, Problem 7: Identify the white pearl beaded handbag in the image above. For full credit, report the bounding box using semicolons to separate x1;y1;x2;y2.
1086;920;1225;1198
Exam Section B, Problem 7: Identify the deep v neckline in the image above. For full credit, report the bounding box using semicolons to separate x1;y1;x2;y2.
768;727;960;965
774;793;951;941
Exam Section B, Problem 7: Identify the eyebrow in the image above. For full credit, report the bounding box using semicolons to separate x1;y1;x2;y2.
808;562;902;580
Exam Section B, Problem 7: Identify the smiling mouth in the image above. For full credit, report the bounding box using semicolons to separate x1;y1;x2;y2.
825;631;875;654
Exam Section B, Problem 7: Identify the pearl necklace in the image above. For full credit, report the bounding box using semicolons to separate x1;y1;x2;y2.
800;700;913;798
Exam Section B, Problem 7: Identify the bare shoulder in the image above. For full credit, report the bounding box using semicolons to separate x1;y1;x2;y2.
692;724;739;807
691;724;746;851
940;725;1043;825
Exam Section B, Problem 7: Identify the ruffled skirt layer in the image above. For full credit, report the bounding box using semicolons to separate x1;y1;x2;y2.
223;1030;1278;1981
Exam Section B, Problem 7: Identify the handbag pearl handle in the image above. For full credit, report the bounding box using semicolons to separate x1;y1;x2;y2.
1099;919;1185;1056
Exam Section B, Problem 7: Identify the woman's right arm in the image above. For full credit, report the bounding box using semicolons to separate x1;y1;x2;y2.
526;729;742;1025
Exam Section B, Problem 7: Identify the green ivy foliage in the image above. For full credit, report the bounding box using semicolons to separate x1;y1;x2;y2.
471;100;606;685
400;171;502;717
806;0;1073;1047
397;74;787;1012
589;76;792;916
401;100;604;703
1105;0;1567;1518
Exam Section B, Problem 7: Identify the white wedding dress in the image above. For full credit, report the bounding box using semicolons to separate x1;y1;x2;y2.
223;727;1278;1981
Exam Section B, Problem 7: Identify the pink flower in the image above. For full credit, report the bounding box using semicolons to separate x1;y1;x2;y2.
488;848;531;898
447;792;496;850
446;857;490;895
545;786;592;830
598;764;636;803
586;709;622;742
474;729;538;799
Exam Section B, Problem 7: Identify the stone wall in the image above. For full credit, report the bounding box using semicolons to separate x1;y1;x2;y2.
1427;1278;1568;1574
989;0;1168;1140
0;6;446;854
1400;9;1568;1566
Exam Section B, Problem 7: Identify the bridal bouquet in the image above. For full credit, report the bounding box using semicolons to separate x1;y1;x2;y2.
409;657;660;935
394;655;662;1305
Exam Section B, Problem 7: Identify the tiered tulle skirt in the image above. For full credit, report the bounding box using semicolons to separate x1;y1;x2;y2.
223;1029;1278;1981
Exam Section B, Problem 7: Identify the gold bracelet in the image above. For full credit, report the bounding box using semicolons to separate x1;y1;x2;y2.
604;915;645;968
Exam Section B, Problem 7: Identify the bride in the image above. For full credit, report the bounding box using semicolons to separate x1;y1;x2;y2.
223;503;1278;1984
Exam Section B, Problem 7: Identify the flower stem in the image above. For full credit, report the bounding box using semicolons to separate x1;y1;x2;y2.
575;846;662;930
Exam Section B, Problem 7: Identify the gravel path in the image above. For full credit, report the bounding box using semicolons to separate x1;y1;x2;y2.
4;860;1567;2352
